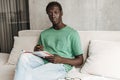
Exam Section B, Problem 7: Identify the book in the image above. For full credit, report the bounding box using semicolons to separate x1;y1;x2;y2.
22;50;53;58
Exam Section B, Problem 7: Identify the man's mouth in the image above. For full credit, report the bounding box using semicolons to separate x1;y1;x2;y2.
53;18;56;21
52;19;56;23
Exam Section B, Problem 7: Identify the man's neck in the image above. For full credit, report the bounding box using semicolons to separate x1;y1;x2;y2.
53;22;66;30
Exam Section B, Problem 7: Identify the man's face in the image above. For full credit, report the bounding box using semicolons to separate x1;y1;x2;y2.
47;6;62;25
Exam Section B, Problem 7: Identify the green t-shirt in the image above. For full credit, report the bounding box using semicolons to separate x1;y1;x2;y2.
38;26;83;72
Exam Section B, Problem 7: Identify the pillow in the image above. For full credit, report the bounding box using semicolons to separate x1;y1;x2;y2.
7;36;38;65
81;40;120;79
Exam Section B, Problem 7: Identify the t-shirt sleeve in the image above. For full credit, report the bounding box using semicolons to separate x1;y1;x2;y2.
71;31;83;56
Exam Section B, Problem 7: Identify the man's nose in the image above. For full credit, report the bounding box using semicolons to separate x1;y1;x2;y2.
51;13;55;18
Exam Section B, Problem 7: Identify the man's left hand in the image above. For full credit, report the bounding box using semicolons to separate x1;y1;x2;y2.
45;54;63;64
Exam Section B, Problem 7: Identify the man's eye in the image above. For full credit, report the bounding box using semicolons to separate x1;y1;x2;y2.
54;12;57;14
55;11;59;14
48;13;52;16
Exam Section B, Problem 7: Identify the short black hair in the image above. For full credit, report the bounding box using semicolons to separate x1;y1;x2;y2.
46;1;62;13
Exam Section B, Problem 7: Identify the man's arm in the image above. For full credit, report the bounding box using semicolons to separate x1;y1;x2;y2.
45;54;83;67
34;45;44;51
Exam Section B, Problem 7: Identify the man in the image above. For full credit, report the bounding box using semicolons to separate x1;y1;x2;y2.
14;1;83;80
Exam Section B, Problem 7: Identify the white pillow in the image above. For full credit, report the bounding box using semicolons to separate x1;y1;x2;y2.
7;36;38;65
81;40;120;79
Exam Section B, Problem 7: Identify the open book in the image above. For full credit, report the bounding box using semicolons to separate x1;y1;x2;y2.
22;50;53;58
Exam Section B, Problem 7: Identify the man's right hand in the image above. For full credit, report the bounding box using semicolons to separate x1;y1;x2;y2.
34;45;44;51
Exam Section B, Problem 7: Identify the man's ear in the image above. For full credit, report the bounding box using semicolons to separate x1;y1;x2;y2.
61;11;63;16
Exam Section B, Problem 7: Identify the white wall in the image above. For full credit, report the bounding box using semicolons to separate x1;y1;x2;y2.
29;0;120;31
